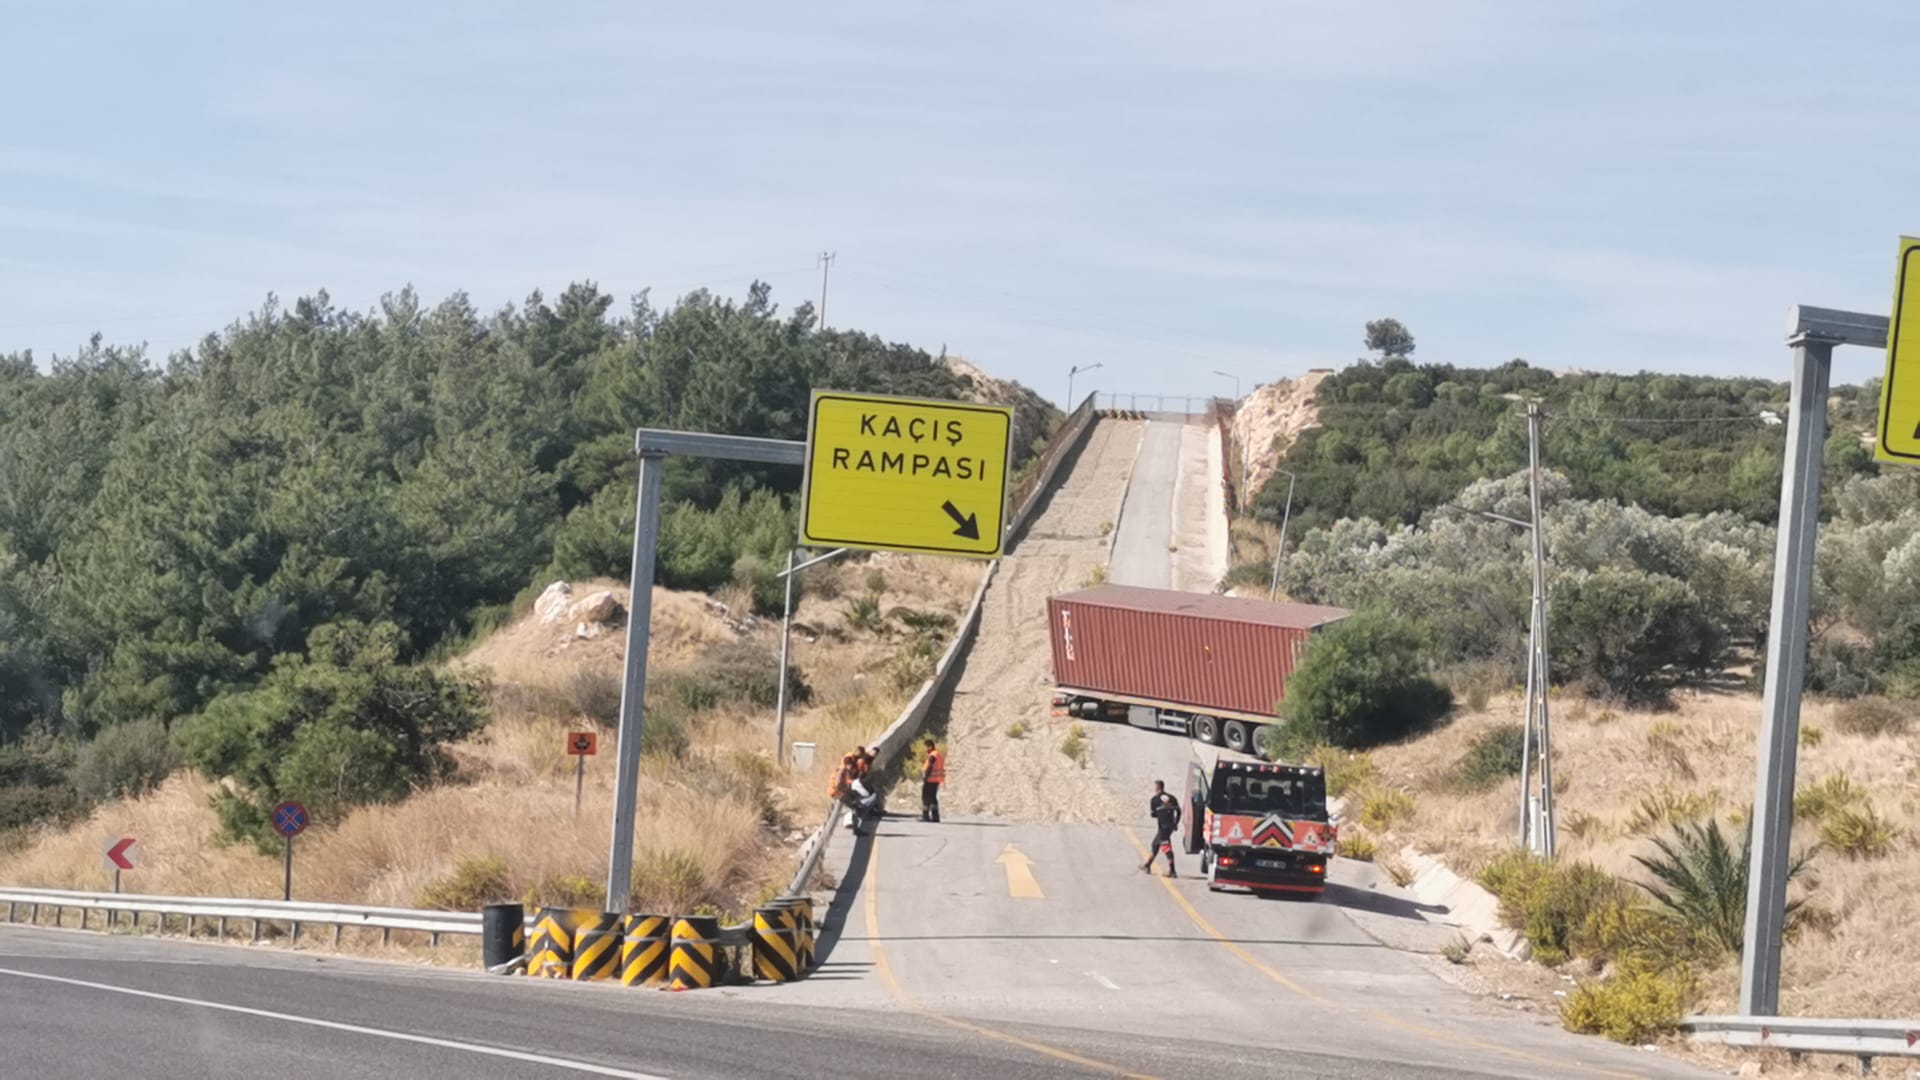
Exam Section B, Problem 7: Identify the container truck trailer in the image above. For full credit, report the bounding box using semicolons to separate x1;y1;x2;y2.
1046;585;1349;755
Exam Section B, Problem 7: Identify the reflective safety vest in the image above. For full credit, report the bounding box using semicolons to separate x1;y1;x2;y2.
828;754;859;798
924;749;945;785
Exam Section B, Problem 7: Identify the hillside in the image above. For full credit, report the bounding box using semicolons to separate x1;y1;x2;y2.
0;279;1053;851
1336;688;1920;1043
0;554;982;922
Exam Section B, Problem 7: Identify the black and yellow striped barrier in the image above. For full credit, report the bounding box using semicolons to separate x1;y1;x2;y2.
528;906;576;979
668;915;721;990
571;912;621;982
786;897;815;972
620;913;669;987
750;906;801;982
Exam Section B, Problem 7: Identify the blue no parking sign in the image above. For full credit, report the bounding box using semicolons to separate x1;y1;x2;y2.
272;801;309;838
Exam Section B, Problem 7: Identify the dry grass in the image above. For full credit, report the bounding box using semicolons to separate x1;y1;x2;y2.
1367;689;1920;1019
0;563;978;955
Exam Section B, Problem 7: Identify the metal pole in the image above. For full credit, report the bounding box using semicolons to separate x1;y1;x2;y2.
1267;471;1296;600
1517;602;1538;850
282;836;293;902
573;753;585;819
1067;370;1076;413
1527;403;1556;857
606;451;666;911
1739;340;1832;1016
775;547;797;767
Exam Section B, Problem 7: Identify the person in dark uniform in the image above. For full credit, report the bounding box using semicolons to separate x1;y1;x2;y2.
1142;780;1181;877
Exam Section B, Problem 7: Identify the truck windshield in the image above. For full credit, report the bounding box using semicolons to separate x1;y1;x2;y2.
1211;772;1328;820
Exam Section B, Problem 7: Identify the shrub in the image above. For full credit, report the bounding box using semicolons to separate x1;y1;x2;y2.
1339;832;1378;862
564;669;623;725
730;554;784;615
844;592;884;634
177;620;487;846
1550;568;1723;704
864;569;888;595
1793;774;1866;822
1624;786;1718;835
418;856;513;910
1820;803;1900;859
654;640;806;713
1834;697;1910;737
1060;724;1089;767
1453;723;1526;792
1218;562;1270;592
633;848;709;912
1479;850;1631;966
1382;856;1415;887
72;718;179;802
1278;609;1453;750
1084;565;1109;588
1560;968;1692;1044
1798;724;1825;747
1633;819;1812;958
1360;788;1414;831
1306;747;1377;799
1442;934;1473;964
1005;721;1029;739
522;874;604;911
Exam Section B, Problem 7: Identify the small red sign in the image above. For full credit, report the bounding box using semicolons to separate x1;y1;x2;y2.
105;837;138;871
568;732;598;756
271;801;310;839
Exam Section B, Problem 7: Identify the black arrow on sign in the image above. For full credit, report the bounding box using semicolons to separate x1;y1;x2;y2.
941;500;981;541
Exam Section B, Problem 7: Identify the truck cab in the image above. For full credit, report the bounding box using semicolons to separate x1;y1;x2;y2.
1184;757;1336;897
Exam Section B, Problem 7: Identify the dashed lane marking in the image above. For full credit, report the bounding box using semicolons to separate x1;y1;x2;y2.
864;840;1155;1079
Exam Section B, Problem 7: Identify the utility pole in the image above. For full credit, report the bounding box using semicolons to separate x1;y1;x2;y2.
1524;403;1555;857
817;252;836;330
1266;469;1296;601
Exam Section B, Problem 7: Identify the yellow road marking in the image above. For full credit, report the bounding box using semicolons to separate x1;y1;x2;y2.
863;840;1155;1079
996;843;1045;900
1117;829;1640;1080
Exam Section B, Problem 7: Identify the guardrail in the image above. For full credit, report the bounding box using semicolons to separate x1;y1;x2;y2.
1095;392;1229;417
1683;1016;1920;1068
0;886;484;947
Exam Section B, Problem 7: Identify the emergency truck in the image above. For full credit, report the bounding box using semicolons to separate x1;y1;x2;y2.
1183;756;1336;897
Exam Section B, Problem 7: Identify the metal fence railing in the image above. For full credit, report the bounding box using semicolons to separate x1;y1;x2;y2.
0;886;487;947
1094;392;1229;416
1683;1015;1920;1068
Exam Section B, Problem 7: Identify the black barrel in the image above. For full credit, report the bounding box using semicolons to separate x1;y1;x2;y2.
481;902;526;972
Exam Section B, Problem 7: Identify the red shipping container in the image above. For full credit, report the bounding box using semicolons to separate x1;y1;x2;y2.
1047;585;1350;719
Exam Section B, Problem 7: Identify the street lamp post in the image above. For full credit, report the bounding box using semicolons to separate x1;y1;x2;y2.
1266;469;1296;601
1211;370;1241;402
1067;363;1103;411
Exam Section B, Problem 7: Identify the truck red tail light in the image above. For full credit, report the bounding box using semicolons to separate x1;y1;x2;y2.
1218;856;1238;868
1308;863;1325;874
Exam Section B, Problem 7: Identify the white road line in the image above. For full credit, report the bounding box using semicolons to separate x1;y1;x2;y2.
1084;970;1121;991
0;965;670;1079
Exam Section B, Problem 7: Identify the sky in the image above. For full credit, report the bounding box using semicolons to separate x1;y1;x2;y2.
3;0;1916;402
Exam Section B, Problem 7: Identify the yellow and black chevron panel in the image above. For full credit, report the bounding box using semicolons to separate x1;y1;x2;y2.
750;907;799;982
620;914;669;987
528;907;577;979
571;912;621;982
669;915;721;990
785;897;815;973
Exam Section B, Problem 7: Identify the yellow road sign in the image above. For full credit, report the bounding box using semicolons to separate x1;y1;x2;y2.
800;391;1012;558
1878;236;1920;464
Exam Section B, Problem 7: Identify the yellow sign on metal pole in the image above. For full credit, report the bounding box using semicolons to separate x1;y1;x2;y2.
800;391;1012;558
1877;235;1920;465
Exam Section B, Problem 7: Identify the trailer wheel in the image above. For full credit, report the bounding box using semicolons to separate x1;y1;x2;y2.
1192;715;1222;745
1222;720;1251;754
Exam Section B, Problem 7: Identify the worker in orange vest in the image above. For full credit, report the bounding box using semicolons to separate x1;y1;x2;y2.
920;737;944;823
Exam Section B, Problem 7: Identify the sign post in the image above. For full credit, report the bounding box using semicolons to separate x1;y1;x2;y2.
567;732;598;818
102;836;137;905
271;801;309;902
799;391;1013;559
